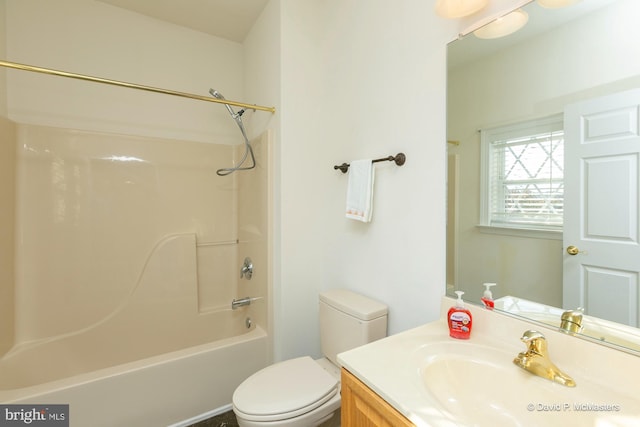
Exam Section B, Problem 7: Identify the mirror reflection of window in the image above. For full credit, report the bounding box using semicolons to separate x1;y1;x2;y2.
480;114;564;234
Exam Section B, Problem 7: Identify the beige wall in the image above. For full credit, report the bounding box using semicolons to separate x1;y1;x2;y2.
0;0;16;357
5;0;244;144
245;0;531;362
272;0;456;361
0;0;7;116
0;117;16;356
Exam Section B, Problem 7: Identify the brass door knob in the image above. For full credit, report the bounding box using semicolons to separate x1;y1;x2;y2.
566;245;580;255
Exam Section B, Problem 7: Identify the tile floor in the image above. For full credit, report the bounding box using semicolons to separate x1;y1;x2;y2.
188;408;341;427
188;410;239;427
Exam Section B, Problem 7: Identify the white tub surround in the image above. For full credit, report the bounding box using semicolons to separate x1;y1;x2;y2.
0;125;272;426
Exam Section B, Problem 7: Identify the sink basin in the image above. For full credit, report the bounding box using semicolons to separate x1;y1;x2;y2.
412;341;640;427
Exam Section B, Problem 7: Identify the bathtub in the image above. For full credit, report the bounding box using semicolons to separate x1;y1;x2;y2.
3;126;272;426
0;324;268;427
1;233;269;426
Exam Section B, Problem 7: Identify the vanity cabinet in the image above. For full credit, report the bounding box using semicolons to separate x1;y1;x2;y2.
341;368;413;427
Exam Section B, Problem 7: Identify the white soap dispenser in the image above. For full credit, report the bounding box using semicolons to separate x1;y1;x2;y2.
481;283;496;310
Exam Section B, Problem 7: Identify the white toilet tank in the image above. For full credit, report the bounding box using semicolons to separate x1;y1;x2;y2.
319;289;388;365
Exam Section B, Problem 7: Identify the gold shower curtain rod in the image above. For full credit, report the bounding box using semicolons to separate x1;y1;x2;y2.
0;59;276;113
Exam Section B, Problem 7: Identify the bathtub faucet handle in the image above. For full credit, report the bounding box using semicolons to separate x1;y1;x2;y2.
240;257;253;280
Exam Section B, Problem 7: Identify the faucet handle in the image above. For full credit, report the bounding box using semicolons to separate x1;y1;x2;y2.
520;330;545;342
520;330;548;355
560;308;584;334
561;308;584;319
240;257;253;279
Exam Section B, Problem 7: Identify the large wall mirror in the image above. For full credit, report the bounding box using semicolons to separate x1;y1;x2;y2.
446;0;640;353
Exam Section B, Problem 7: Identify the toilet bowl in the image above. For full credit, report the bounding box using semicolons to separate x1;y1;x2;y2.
232;289;388;427
233;356;341;427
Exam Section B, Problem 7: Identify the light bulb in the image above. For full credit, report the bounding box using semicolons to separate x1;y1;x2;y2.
473;9;529;39
537;0;581;9
435;0;489;19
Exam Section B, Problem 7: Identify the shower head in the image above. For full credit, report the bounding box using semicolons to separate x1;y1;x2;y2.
209;88;224;100
209;88;256;176
209;88;240;119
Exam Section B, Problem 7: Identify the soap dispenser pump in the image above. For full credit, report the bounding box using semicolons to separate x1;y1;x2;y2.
448;291;472;339
481;283;496;310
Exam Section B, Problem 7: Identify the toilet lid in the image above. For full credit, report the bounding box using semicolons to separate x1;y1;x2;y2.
233;356;339;421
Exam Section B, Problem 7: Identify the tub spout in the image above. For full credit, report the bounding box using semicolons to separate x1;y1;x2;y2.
231;297;254;310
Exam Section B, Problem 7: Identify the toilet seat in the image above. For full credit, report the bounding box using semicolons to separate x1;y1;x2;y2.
233;356;339;422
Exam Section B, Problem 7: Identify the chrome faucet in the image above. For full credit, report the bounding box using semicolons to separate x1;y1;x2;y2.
560;308;583;335
231;296;261;310
513;330;576;387
231;297;252;310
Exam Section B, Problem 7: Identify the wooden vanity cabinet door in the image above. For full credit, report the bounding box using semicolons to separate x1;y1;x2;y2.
341;368;414;427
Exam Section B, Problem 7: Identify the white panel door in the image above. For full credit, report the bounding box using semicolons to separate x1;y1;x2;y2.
563;89;640;327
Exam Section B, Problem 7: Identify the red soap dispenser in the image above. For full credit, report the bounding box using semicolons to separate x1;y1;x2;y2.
448;291;472;339
481;283;496;310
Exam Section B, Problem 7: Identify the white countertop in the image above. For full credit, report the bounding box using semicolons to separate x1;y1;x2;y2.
337;296;640;427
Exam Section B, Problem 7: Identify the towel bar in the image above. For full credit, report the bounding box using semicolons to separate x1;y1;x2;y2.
334;152;406;173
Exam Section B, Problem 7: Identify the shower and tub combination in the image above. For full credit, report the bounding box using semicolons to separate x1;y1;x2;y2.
0;62;275;427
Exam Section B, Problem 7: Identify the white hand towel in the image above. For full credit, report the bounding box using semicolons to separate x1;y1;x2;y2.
345;159;374;222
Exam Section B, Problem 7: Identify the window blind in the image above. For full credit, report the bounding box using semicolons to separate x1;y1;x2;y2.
481;115;564;231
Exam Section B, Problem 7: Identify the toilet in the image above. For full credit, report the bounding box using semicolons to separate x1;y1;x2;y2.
232;289;388;427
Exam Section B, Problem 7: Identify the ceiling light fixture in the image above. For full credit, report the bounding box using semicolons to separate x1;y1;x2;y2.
537;0;582;9
473;9;529;39
435;0;489;19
